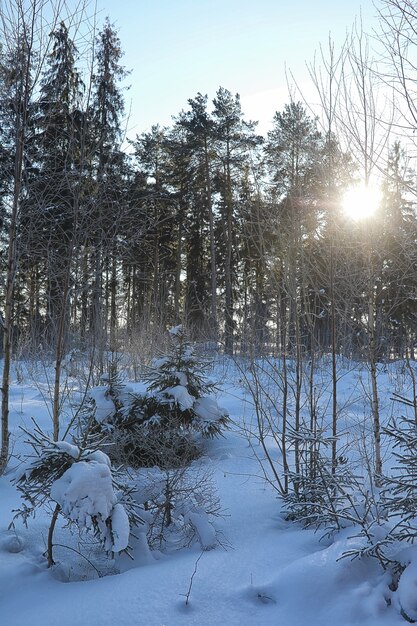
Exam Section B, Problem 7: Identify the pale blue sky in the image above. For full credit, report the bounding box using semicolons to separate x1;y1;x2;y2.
95;0;379;139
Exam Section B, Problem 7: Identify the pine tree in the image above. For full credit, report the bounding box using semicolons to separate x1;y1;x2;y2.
212;87;261;354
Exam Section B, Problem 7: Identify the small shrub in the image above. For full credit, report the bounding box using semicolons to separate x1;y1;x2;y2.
134;462;221;551
11;423;142;565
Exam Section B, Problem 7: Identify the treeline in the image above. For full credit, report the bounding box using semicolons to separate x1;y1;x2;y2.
1;1;417;367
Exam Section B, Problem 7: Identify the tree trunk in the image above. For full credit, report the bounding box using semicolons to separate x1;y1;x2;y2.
204;135;218;337
1;85;26;473
369;294;382;481
224;149;234;355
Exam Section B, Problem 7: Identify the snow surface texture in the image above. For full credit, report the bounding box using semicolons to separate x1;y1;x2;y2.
0;357;415;625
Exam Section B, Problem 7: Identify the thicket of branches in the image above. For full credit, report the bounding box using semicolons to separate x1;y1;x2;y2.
0;1;416;466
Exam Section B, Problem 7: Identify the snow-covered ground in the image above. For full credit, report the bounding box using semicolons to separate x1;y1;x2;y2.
0;357;414;625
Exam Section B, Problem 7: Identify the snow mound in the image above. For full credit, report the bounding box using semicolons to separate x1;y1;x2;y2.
111;503;130;553
88;386;116;423
194;396;226;423
1;534;24;553
51;460;116;524
164;385;195;410
50;458;129;552
397;553;417;621
185;509;216;550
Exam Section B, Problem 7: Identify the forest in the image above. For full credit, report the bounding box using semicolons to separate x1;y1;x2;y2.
2;1;417;625
0;1;416;458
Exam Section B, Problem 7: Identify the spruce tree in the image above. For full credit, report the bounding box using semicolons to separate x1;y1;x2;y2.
144;325;228;435
24;21;84;344
86;326;229;468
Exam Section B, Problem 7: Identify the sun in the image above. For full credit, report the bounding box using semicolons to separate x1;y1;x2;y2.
341;183;382;221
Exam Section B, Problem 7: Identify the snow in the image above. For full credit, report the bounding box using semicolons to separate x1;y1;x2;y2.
84;449;113;469
111;504;130;553
169;324;183;336
184;509;216;549
54;441;82;459
174;370;188;386
51;460;115;520
88;386;116;423
50;454;129;552
164;384;195;410
194;396;225;423
396;549;417;621
0;356;414;625
152;356;169;369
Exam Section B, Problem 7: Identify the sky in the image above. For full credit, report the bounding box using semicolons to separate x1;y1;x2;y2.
95;0;380;140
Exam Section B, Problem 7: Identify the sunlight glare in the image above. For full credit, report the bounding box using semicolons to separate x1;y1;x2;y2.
341;183;382;221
